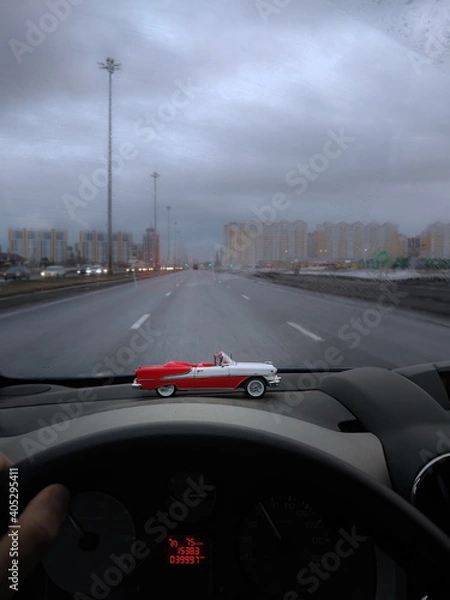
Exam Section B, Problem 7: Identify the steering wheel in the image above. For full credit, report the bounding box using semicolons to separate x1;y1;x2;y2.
2;417;450;598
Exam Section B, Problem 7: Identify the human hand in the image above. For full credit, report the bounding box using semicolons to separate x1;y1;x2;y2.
0;453;70;599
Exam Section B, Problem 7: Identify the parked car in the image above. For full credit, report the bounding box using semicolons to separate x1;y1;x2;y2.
40;265;66;278
3;265;31;280
132;351;281;398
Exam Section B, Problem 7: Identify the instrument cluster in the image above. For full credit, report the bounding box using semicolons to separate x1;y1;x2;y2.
17;458;379;599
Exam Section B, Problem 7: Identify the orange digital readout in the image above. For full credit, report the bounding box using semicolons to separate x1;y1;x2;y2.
165;535;209;565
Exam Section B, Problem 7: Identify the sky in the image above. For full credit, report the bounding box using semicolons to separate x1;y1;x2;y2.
1;0;450;261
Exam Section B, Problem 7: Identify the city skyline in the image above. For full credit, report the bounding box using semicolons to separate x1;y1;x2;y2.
5;218;450;265
223;219;450;263
5;225;189;265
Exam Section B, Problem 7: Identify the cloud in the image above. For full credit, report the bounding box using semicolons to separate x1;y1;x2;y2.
1;0;449;258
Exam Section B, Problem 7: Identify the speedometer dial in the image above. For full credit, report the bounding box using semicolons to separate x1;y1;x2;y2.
237;494;332;596
42;491;136;596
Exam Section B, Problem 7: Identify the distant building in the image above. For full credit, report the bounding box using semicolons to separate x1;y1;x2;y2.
143;228;160;267
312;221;405;260
8;229;68;264
307;232;317;258
223;220;308;265
114;232;133;264
131;242;143;262
407;236;420;258
79;231;104;263
79;231;133;264
221;220;413;262
419;222;450;258
398;234;408;257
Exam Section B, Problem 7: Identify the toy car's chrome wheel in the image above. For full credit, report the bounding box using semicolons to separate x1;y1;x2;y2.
156;384;177;397
245;378;266;398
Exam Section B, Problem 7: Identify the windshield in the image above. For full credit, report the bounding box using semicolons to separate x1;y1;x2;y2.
1;0;450;379
214;352;234;366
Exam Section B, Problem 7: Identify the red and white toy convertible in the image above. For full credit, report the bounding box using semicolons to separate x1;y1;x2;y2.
132;351;281;398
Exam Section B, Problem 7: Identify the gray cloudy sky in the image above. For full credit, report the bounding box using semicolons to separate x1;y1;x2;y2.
1;0;450;260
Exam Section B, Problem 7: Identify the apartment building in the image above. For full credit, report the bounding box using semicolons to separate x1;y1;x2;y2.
8;229;68;264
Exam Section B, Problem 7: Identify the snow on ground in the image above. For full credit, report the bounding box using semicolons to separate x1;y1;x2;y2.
281;269;450;280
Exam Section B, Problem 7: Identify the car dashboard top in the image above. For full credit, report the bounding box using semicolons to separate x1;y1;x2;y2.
1;361;450;599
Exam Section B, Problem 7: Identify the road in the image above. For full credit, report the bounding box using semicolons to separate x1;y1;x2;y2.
1;269;450;379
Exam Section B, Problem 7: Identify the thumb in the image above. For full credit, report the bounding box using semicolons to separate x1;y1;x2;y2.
0;483;70;599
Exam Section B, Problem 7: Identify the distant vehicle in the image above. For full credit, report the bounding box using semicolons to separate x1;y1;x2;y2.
40;265;66;278
192;263;198;270
77;264;107;275
3;265;31;281
91;264;108;274
77;264;91;275
126;263;154;272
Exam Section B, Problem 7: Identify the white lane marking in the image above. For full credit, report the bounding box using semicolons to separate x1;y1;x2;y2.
242;295;250;300
131;313;150;330
165;291;172;297
287;321;323;342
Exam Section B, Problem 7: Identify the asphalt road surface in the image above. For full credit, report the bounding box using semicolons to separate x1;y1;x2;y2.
1;269;450;379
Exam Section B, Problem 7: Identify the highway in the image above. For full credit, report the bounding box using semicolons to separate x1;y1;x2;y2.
1;269;450;379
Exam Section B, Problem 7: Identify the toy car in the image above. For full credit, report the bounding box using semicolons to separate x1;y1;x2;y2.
132;351;281;398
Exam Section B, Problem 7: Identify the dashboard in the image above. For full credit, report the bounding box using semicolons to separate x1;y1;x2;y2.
1;362;450;599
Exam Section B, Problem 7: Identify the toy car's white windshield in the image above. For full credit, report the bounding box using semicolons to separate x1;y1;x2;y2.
214;352;235;366
220;352;235;365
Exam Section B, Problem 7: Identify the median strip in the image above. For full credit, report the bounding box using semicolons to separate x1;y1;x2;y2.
0;274;130;297
0;271;172;311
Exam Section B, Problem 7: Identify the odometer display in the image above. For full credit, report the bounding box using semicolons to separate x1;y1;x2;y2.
165;534;209;565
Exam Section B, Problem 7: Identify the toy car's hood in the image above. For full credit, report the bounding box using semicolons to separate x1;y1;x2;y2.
134;361;193;374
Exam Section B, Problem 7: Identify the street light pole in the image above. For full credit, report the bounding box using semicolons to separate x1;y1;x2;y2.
151;172;160;231
166;206;171;266
176;230;181;267
151;172;160;270
179;233;183;266
173;221;177;266
98;57;121;275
